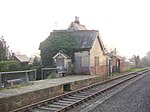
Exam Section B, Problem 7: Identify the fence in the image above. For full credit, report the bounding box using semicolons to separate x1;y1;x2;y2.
0;69;36;88
41;68;58;79
41;67;66;79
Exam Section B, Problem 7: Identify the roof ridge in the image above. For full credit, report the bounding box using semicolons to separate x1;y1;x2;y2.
53;30;98;32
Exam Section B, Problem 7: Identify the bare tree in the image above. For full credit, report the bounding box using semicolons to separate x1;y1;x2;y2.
0;36;10;61
141;51;150;67
130;55;141;68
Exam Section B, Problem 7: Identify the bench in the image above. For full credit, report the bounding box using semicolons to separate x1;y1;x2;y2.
58;71;67;77
7;79;22;83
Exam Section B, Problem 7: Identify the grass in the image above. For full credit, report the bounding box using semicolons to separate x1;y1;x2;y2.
123;67;144;73
110;67;146;78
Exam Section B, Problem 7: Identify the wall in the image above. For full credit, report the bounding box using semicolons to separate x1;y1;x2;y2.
0;85;63;112
120;65;134;72
70;76;101;90
90;65;108;79
120;58;135;72
74;51;90;74
0;76;101;112
90;36;107;76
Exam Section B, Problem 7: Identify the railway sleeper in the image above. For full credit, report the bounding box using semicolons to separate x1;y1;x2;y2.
47;104;65;108
38;106;57;111
84;90;97;94
79;92;93;96
56;100;74;104
53;102;70;106
71;94;87;98
67;96;84;100
28;109;49;112
62;98;80;102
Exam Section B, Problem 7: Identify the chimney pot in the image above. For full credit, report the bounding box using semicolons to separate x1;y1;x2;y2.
74;16;80;24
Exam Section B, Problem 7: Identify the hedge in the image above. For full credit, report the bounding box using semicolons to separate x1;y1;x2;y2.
0;61;21;72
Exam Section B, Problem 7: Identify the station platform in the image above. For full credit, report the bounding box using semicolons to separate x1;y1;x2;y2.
0;75;101;112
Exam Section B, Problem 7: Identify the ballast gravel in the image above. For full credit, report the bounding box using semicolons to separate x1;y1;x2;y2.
89;72;150;112
67;72;150;112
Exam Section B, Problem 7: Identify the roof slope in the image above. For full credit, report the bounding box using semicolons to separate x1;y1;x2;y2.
67;16;87;31
67;22;87;31
14;54;29;62
72;30;97;49
53;52;71;59
51;30;106;53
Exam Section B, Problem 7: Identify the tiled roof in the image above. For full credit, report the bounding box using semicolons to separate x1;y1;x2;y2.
73;22;87;30
53;52;71;59
40;17;106;55
72;30;97;49
67;22;87;31
52;30;106;53
14;54;30;62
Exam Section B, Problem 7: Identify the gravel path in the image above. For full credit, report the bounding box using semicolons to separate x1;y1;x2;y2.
89;72;150;112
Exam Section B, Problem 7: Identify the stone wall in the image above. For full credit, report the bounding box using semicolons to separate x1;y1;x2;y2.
0;85;63;112
90;36;107;77
70;76;101;90
90;36;106;67
0;76;101;112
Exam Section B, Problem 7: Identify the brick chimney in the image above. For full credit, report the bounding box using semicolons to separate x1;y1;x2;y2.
74;16;80;24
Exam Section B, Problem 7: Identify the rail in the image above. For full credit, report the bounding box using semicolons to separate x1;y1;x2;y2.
10;68;150;112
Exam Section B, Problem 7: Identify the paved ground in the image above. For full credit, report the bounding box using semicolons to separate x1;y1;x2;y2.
89;72;150;112
0;75;97;98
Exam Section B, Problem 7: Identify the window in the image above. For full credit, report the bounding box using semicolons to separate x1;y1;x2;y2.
94;57;99;67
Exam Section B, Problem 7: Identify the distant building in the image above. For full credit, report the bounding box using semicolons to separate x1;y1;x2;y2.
67;16;87;31
107;51;121;74
11;53;30;66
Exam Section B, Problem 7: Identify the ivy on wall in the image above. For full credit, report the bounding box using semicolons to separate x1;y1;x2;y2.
39;32;77;66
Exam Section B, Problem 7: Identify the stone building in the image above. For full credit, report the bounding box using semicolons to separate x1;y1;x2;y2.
53;52;72;74
40;17;108;77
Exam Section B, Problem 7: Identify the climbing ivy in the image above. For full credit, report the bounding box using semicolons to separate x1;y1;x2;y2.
39;31;77;66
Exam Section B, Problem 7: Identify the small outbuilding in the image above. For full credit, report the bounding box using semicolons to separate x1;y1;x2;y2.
53;52;72;74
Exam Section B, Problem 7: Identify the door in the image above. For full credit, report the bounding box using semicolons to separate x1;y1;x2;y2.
94;57;99;75
74;57;82;73
56;58;64;69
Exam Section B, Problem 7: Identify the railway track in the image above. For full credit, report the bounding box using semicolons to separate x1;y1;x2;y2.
11;69;150;112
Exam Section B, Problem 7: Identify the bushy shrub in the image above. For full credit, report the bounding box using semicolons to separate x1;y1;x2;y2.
0;61;21;72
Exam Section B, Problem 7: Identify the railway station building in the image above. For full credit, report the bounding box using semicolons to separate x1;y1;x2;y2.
40;17;111;77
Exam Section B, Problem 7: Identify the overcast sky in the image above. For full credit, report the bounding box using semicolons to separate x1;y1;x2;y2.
0;0;150;58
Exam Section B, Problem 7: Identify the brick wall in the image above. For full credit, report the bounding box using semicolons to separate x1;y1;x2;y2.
90;65;108;78
120;65;134;72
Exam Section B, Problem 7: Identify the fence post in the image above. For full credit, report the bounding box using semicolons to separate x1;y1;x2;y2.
0;73;1;88
34;69;36;81
26;72;29;83
41;68;43;80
